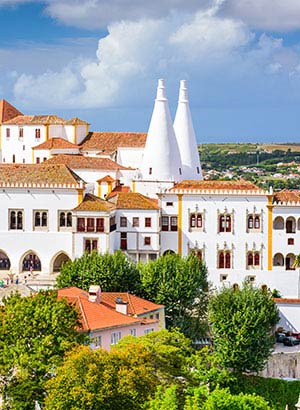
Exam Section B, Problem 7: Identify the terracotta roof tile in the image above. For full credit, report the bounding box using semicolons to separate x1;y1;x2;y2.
73;193;115;212
80;132;147;151
97;175;116;183
170;179;265;194
101;292;164;316
44;154;129;170
108;192;160;210
0;163;83;186
33;138;79;150
57;287;148;331
274;298;300;304
3;114;67;125
0;100;23;124
64;117;89;125
106;185;131;198
273;190;300;204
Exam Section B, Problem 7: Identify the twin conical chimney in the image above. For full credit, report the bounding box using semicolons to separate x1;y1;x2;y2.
140;79;202;182
174;80;202;180
140;79;183;182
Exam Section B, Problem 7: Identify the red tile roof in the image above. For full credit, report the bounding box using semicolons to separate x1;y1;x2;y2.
274;298;300;304
106;185;131;198
73;193;115;212
44;154;129;170
0;100;23;124
80;132;147;151
169;179;265;194
4;114;89;125
57;287;151;331
108;192;160;210
273;190;300;204
33;138;79;150
97;175;115;183
0;163;83;186
101;292;164;316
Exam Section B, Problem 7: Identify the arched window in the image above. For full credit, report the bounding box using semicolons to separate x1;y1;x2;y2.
226;216;231;232
219;252;225;268
42;212;47;227
60;212;66;227
196;214;202;228
225;252;231;268
17;211;23;229
248;215;253;229
254;216;260;229
67;212;72;227
10;211;16;229
190;214;196;228
254;252;260;266
219;215;225;232
247;253;253;266
190;213;203;229
35;212;41;227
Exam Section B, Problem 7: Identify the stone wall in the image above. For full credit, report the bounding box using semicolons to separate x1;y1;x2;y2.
260;352;300;379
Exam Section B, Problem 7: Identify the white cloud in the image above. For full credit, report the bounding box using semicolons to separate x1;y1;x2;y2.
220;0;300;31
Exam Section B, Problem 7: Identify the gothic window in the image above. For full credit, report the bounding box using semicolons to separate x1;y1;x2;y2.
9;210;23;230
190;213;203;229
34;210;48;229
59;211;73;229
219;214;231;232
219;251;231;269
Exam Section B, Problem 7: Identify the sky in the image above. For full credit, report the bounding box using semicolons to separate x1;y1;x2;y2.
1;1;300;142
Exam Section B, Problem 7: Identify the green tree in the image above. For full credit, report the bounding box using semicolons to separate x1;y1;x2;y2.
56;250;141;293
146;385;179;410
0;290;85;409
139;253;208;339
45;344;157;410
208;283;279;373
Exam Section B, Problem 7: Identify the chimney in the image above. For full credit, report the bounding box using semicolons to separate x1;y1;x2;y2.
115;297;128;315
88;285;101;303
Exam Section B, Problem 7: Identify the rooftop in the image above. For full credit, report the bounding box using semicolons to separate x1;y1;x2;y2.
73;193;115;212
80;132;147;151
101;292;164;316
0;99;23;124
33;137;79;150
3;114;88;125
44;154;128;170
273;190;300;205
108;192;160;210
169;179;266;194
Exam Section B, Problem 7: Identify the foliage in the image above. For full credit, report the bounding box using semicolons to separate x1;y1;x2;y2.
146;385;179;410
199;387;273;409
56;250;141;293
45;344;157;410
139;253;209;340
229;374;300;410
0;290;85;410
115;329;193;384
208;283;279;373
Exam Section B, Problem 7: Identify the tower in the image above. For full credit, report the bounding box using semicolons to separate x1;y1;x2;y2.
174;80;202;180
140;79;183;182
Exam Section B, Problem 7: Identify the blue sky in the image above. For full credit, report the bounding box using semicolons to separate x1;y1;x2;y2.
1;0;300;143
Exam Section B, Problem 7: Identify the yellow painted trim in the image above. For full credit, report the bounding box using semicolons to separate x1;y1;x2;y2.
267;195;273;270
177;194;183;255
107;182;112;194
73;125;77;144
86;124;89;135
77;188;84;204
31;148;34;164
132;180;136;193
45;124;49;141
98;184;102;198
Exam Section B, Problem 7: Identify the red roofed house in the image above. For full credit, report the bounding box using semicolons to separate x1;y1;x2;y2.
58;286;164;350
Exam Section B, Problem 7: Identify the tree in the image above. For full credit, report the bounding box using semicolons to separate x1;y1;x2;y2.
56;250;141;293
208;283;279;373
0;290;85;410
146;385;179;410
45;344;157;410
139;253;209;340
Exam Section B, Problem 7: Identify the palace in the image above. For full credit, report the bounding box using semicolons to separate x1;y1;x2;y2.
0;81;299;298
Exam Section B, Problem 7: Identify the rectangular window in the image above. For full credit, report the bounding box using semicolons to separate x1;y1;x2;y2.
36;157;40;164
77;218;85;232
166;202;173;206
35;128;41;139
288;238;294;245
144;236;151;246
155;313;159;320
93;335;102;347
43;157;47;162
120;232;127;250
33;210;48;229
87;218;95;232
59;211;72;228
120;217;127;227
132;217;139;227
23;145;25;151
161;216;169;231
84;239;98;253
170;216;178;231
19;127;23;139
111;331;122;345
130;329;136;336
145;217;151;228
6;128;10;138
110;216;116;232
9;209;24;230
144;328;154;335
96;218;104;232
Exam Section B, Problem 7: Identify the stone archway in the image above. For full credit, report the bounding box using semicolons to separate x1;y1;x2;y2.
51;252;71;273
0;250;10;270
21;251;41;272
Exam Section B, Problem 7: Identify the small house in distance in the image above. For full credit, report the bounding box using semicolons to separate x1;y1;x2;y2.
58;286;165;350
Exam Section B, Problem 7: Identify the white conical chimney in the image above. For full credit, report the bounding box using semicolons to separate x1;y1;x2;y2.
174;80;202;180
140;79;183;181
